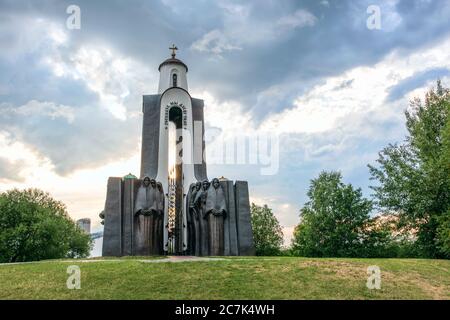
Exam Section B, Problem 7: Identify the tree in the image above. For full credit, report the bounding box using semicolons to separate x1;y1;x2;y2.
369;81;450;258
291;171;378;257
436;210;450;257
0;188;92;262
250;203;284;256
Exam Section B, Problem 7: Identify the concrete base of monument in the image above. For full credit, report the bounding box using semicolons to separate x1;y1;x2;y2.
101;177;256;257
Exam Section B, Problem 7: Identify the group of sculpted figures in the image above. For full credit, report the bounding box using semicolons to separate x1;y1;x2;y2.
134;177;165;255
187;178;227;256
133;177;227;256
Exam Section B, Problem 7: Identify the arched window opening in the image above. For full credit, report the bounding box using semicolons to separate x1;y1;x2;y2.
167;106;183;254
172;73;178;87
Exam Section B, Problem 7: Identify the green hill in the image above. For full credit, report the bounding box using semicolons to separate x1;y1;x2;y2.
0;257;448;300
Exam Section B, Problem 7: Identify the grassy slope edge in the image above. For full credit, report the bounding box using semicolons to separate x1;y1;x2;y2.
0;257;448;300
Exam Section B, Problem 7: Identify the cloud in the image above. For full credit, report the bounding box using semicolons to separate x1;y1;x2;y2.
2;100;75;122
190;29;242;56
191;5;317;57
387;67;450;102
43;41;156;120
260;36;450;136
47;46;156;120
0;100;140;176
0;157;26;182
334;79;354;90
0;13;158;176
276;9;317;29
186;0;450;126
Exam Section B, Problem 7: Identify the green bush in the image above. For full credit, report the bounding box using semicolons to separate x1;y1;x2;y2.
250;203;284;256
291;171;377;258
0;188;92;263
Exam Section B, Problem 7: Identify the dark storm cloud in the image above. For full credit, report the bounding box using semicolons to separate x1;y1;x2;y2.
387;67;450;102
0;0;449;178
2;0;450;114
0;60;99;108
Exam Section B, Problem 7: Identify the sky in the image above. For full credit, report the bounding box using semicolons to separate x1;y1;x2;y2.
1;0;450;246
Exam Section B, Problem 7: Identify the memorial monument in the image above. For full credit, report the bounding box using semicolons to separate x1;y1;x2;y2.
102;46;255;256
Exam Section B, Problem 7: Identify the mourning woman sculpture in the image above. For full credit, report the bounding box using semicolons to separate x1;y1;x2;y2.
186;184;196;255
194;180;210;256
153;182;165;254
134;177;158;255
187;182;202;255
204;178;227;256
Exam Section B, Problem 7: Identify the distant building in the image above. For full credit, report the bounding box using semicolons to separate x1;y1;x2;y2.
76;218;91;234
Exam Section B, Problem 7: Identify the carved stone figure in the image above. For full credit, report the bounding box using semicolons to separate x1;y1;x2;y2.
192;181;202;256
134;177;158;255
194;179;210;256
154;182;165;254
205;178;227;256
187;182;202;255
186;184;195;255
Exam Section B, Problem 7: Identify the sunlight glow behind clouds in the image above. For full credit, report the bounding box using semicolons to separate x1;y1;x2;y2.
260;37;450;137
45;44;154;120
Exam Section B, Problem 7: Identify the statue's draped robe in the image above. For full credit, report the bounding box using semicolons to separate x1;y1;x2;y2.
154;185;164;254
187;185;199;255
134;183;158;255
194;188;209;256
204;185;227;256
186;186;193;254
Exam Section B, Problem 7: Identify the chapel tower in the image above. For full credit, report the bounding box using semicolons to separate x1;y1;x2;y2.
102;46;254;256
140;45;207;253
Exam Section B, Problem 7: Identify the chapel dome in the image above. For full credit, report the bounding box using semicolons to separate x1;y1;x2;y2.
158;57;188;72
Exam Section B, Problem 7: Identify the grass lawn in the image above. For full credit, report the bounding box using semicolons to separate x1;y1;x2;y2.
0;257;448;300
